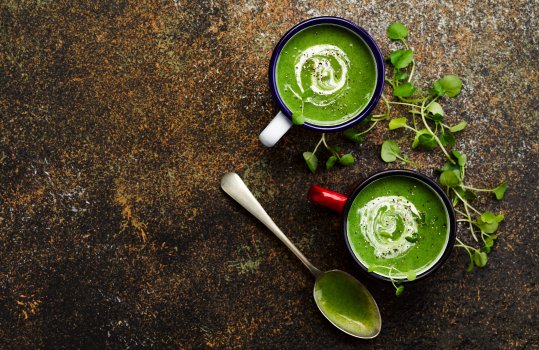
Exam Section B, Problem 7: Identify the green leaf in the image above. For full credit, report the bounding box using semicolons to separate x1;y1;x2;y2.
387;21;409;40
449;121;467;133
455;187;477;202
412;130;437;150
381;140;401;162
326;155;337;170
466;258;474;272
395;71;409;81
473;251;488;267
303;152;318;174
393;82;416;97
387;50;404;66
339;153;355;166
380;231;392;239
395;285;405;296
440;170;461;187
343;129;364;144
431;81;445;97
367;266;374;273
405;233;419;243
432;75;463;97
493;181;507;200
292;113;305;125
476;212;504;234
426;102;444;116
387;49;414;69
389;117;408;130
439;161;460;172
395;50;413;69
406;271;417;282
440;131;455;147
484;236;495;248
480;212;500;223
451;149;467;166
431;113;444;122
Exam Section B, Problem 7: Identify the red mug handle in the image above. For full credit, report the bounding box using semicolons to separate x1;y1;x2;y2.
308;185;348;214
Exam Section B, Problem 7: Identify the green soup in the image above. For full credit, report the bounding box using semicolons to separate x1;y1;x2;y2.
275;24;377;126
346;176;450;279
314;271;380;338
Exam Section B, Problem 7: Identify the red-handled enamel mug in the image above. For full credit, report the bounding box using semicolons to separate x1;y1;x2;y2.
309;170;456;283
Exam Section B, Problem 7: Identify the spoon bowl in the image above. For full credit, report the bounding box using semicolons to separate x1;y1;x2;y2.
221;172;381;339
314;270;381;339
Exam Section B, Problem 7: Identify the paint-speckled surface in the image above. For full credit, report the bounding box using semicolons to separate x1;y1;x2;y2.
1;0;538;348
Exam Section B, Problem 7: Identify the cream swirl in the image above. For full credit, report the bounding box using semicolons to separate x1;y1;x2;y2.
294;44;350;107
357;196;421;259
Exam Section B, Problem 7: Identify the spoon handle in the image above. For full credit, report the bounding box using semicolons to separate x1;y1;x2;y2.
221;173;322;278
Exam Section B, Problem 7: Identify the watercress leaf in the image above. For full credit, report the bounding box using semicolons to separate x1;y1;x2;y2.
387;21;409;40
466;257;475;272
395;285;405;296
484;236;495;248
449;121;467;132
440;131;455;147
439;161;460;172
495;213;504;222
405;235;418;243
431;113;444;122
473;251;488;267
451;149;467;167
381;140;401;162
440;170;461;187
395;50;414;69
389;117;408;130
455;187;477;202
493;181;507;200
395;71;409;81
483;245;491;254
303;152;318;174
387;49;404;66
367;266;374;273
380;231;392;238
406;271;417;282
476;215;499;234
339;153;355;166
343;129;364;144
292;113;305;125
427;101;444;116
437;75;463;97
326;155;337;170
394;82;416;97
431;80;445;97
480;212;498;223
415;132;437;150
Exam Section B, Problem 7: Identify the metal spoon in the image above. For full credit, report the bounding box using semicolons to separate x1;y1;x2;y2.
221;173;381;339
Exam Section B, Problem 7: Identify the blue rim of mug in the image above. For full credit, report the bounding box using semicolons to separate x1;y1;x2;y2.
268;16;385;132
340;169;457;283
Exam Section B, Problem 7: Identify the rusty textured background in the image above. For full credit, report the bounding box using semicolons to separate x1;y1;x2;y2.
1;0;538;348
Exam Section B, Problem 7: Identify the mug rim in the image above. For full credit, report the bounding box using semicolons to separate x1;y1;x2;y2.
268;16;385;132
340;169;457;283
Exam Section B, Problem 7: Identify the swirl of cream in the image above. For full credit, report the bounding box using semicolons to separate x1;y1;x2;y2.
357;196;421;259
294;44;350;106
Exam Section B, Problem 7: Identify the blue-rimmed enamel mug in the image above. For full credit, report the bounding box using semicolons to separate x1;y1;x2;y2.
259;16;385;147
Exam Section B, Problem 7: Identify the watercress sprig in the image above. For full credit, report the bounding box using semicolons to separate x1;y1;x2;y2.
380;22;507;271
303;134;355;173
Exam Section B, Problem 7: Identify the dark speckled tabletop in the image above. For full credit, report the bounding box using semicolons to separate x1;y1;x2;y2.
1;0;538;348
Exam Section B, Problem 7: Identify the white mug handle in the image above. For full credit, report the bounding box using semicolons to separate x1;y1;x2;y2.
259;111;294;147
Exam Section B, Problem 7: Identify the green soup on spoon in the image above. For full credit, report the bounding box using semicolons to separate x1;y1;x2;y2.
314;270;381;338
